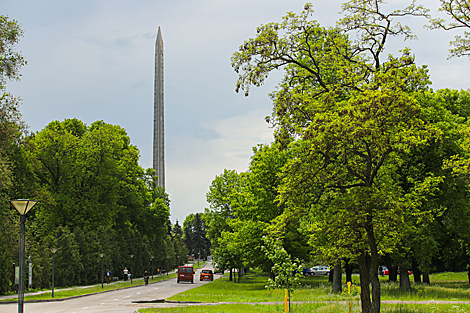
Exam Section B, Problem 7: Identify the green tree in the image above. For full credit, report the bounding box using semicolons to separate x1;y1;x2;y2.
262;236;303;313
0;15;27;294
183;213;210;259
232;2;434;312
20;118;172;288
205;169;245;279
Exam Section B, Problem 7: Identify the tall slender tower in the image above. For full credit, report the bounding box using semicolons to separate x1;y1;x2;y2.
153;27;165;188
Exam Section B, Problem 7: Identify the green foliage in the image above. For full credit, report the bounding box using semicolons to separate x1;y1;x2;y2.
0;15;28;295
205;169;245;272
183;213;210;259
0;15;26;81
231;1;444;312
262;236;303;294
0;117;176;292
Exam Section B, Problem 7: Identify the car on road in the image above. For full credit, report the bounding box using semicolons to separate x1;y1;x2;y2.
310;266;330;276
177;266;194;283
200;269;214;281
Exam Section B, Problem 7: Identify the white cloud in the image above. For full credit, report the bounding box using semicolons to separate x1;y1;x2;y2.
166;108;273;222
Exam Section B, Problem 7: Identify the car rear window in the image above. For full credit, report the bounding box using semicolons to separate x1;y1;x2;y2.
179;267;193;273
202;270;211;273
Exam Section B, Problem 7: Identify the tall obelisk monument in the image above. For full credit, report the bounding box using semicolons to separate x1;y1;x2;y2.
154;27;165;188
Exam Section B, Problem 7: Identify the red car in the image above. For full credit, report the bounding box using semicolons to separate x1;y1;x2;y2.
177;266;194;283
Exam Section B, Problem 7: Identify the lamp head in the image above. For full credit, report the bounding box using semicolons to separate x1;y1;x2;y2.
51;248;57;254
9;199;38;215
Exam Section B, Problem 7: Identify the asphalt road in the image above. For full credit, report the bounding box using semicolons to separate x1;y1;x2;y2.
1;263;217;313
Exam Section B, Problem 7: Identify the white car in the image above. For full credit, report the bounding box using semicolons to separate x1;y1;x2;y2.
311;266;330;276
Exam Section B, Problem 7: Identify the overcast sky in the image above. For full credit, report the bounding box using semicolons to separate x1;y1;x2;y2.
3;0;470;223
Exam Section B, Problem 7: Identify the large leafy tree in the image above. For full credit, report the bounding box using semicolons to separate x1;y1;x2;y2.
205;169;245;278
0;15;27;294
232;2;435;312
182;213;210;259
21;118;171;288
27;119;151;232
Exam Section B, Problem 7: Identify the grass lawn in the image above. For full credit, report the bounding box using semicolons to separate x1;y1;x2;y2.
137;270;470;312
139;302;470;313
167;271;470;303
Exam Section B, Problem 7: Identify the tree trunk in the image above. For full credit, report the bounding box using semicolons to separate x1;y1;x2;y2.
328;268;334;283
467;265;470;284
332;261;342;293
229;268;233;281
358;253;371;313
399;265;411;292
367;227;381;313
422;272;430;284
412;258;421;283
389;266;398;282
345;258;353;283
385;253;397;282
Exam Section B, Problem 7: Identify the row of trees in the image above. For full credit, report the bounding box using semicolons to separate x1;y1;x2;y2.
0;16;189;294
205;1;470;313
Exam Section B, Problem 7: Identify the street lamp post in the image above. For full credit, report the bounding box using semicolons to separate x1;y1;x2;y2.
9;199;38;313
51;248;57;298
99;254;104;289
198;250;200;267
166;256;169;276
130;255;134;284
151;256;154;280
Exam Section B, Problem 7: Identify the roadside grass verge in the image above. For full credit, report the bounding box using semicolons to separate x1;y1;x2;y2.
139;302;470;312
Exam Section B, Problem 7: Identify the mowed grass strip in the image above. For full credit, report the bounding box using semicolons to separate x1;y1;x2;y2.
139;302;470;313
168;273;345;303
168;271;470;303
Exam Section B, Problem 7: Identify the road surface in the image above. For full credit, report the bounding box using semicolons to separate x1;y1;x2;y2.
0;263;216;313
